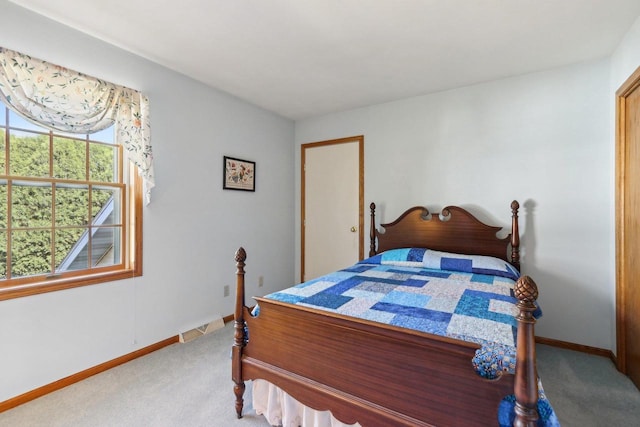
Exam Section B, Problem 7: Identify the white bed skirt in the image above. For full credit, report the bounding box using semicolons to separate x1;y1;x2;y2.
253;379;362;427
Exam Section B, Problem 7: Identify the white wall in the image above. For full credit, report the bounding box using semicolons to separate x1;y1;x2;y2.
611;14;640;88
295;59;614;351
0;3;295;402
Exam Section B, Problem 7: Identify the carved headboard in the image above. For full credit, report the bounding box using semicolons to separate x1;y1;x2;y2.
369;201;520;270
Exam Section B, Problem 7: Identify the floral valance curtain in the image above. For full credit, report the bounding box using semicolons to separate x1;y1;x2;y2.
0;47;154;204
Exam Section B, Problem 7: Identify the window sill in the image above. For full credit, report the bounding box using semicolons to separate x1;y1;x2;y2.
0;269;141;301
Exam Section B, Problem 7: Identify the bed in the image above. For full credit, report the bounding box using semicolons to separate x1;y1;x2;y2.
232;201;556;426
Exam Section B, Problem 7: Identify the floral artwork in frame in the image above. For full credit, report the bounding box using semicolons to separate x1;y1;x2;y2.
223;156;256;192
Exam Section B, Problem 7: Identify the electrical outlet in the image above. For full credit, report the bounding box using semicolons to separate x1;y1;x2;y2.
223;285;230;297
258;276;264;287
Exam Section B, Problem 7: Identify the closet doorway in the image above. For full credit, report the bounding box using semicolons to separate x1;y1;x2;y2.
616;65;640;390
301;136;364;282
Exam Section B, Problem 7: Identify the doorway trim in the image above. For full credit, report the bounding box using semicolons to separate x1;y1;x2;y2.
615;65;640;373
301;135;364;283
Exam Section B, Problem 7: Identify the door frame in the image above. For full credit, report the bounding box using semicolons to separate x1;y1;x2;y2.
615;65;640;373
301;135;364;283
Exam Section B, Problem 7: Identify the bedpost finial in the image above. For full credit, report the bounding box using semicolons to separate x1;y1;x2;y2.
235;247;247;263
511;200;520;212
370;202;377;257
514;275;538;303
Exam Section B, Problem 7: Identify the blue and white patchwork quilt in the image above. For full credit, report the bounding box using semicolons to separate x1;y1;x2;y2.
266;248;529;348
263;248;559;426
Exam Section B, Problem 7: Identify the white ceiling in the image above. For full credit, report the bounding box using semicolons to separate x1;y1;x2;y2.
9;0;640;120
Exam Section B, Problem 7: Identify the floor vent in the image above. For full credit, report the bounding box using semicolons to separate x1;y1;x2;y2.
179;317;224;343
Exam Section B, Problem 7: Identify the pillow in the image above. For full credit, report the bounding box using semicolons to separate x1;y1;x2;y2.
360;248;426;267
360;248;519;280
422;249;520;281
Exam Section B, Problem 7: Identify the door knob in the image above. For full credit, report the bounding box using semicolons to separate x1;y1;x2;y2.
350;226;357;232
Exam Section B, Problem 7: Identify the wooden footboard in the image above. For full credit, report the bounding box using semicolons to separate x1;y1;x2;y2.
232;248;540;427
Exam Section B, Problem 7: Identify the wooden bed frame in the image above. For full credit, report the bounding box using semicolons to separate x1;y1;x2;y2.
232;200;540;426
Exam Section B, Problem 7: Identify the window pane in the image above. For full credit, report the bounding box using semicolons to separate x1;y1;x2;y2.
0;180;6;229
90;143;117;183
92;187;120;225
0;231;6;279
8;109;43;132
0;105;5;126
91;226;120;267
89;126;115;144
55;184;89;226
11;182;52;228
9;132;50;178
54;129;87;139
53;137;86;180
55;228;87;272
11;229;51;278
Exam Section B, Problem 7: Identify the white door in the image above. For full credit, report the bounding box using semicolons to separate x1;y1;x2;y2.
302;136;363;282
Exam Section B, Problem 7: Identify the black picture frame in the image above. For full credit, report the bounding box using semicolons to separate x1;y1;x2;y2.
223;156;256;192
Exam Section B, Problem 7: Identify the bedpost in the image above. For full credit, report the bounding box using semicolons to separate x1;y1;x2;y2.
513;275;539;427
369;202;377;257
232;247;247;419
510;200;521;270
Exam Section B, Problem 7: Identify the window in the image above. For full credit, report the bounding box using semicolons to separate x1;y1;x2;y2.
0;101;142;300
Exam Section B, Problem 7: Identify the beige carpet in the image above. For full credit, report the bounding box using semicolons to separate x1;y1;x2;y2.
0;323;270;427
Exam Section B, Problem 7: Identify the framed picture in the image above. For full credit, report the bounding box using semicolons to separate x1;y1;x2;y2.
223;156;256;192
